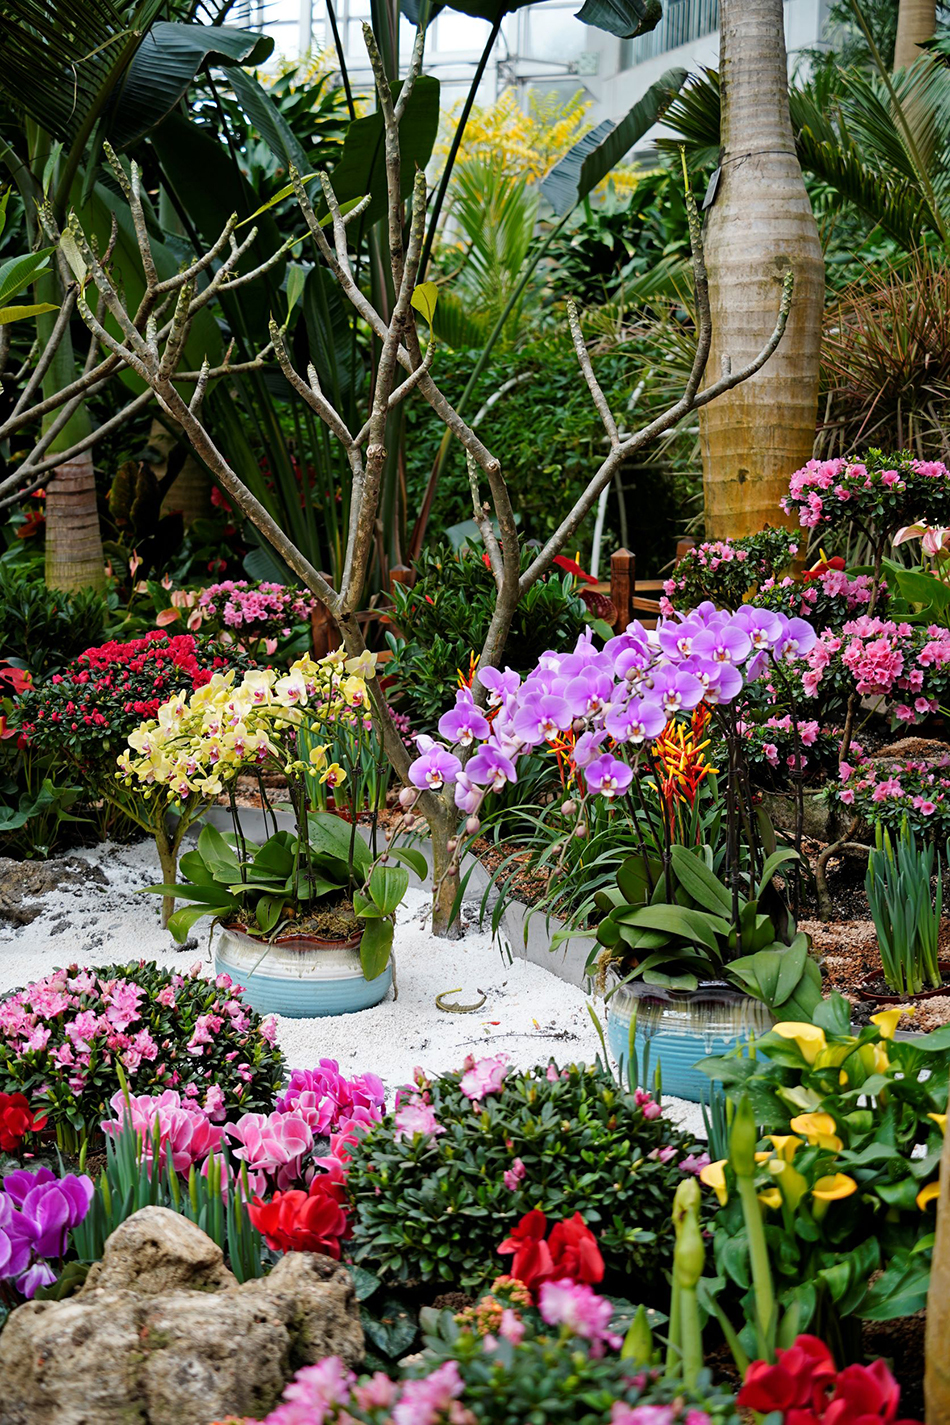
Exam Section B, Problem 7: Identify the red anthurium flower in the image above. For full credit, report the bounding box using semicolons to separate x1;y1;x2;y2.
552;554;597;584
247;1175;350;1259
802;555;846;582
0;1092;46;1152
547;1212;604;1286
497;1209;554;1292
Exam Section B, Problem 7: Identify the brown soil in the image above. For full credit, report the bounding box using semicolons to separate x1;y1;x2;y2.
231;898;361;943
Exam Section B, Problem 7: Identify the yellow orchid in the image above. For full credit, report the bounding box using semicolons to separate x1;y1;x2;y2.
918;1181;941;1210
319;762;346;788
344;650;378;679
771;1023;827;1065
812;1174;857;1201
700;1159;729;1206
308;744;329;770
789;1112;843;1152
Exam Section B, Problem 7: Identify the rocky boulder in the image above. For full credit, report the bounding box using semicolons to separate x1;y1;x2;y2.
0;855;107;926
0;1206;363;1425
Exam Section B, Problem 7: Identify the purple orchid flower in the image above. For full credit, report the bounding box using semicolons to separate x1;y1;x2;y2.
437;689;491;747
733;605;784;651
476;666;520;707
466;745;517;791
692;621;752;666
657;615;706;661
604;694;667;744
408;745;462;791
677;656;744;706
453;770;482;813
511;693;572;747
775;615;817;661
563;669;613;718
647;667;705;716
572;729;608;767
585;753;634;798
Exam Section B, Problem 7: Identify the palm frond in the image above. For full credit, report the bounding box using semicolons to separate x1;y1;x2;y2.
0;0;158;143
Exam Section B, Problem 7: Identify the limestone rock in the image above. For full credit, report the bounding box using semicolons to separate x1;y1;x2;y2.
0;1207;363;1425
81;1204;236;1296
0;855;107;925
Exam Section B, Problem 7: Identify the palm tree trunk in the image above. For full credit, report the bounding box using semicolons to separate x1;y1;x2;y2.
699;0;825;541
44;449;106;591
894;0;936;70
146;415;212;527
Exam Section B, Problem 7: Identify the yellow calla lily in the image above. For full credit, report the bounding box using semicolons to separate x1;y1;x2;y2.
772;1023;827;1066
767;1135;802;1162
871;1008;911;1040
918;1181;941;1210
700;1159;729;1206
812;1174;857;1201
929;1113;947;1135
790;1112;843;1152
758;1189;783;1210
754;1151;772;1163
768;1160;810;1213
872;1043;890;1074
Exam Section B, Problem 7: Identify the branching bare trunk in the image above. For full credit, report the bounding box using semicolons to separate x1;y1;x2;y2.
699;0;824;540
61;27;797;937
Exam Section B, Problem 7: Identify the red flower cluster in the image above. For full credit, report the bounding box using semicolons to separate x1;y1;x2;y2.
738;1335;921;1424
0;1092;46;1152
16;632;233;763
247;1172;350;1259
496;1209;604;1295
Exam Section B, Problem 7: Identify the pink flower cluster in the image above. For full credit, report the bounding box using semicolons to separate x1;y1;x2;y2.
198;581;318;634
101;1089;224;1173
257;1356;470;1425
781;455;950;531
459;1053;509;1102
758;567;882;625
538;1279;621;1356
226;1109;316;1194
804;616;950;721
836;757;950;837
276;1061;385;1136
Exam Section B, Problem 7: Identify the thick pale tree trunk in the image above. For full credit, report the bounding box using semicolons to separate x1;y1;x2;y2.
44;449;106;591
699;0;825;540
894;0;936;70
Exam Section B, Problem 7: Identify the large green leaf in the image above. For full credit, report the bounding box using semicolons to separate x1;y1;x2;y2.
541;68;687;217
328;75;440;238
307;810;371;873
0;249;54;306
573;0;661;40
369;865;409;915
668;844;733;915
359;915;394;981
227;66;309;179
620;904;722;956
107;23;274;152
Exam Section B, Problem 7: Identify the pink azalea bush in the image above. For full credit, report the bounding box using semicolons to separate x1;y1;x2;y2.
803;617;950;724
233;1273;738;1425
835;756;950;840
660;527;798;614
780;452;950;544
756;565;885;631
194;580;320;657
0;961;284;1148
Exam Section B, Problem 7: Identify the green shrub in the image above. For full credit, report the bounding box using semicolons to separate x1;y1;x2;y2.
0;564;106;677
345;1059;702;1292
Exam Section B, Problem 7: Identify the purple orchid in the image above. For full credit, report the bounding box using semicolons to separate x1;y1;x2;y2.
511;693;572;747
453;770;482;813
408;745;462;791
604;694;667;744
466;745;517;791
584;753;634;797
475;665;520;706
437;689;490;747
692;621;752;666
647;667;705;717
563;668;613;718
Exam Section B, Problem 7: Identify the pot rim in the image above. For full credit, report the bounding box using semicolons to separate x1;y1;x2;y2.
857;961;950;1004
221;922;364;952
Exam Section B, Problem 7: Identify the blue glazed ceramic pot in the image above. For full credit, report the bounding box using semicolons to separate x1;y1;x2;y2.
606;977;773;1103
215;925;392;1019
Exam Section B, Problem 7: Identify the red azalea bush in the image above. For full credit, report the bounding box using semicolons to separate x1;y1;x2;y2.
496;1209;604;1296
14;631;236;780
0;1091;46;1152
248;1171;351;1258
738;1334;921;1424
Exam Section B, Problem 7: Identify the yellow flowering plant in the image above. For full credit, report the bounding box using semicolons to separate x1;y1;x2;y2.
120;652;423;976
695;991;950;1358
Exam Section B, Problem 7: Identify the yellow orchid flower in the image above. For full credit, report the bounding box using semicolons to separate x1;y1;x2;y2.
344;650;378;679
789;1112;843;1152
758;1189;783;1211
772;1023;827;1065
700;1159;729;1206
319;762;346;788
918;1181;941;1210
812;1174;857;1201
308;744;329;770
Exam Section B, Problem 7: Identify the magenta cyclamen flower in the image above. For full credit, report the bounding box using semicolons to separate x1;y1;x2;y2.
0;1167;93;1297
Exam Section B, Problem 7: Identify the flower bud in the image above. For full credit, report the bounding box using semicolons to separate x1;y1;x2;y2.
447;838;458;855
398;786;417;809
622;1304;654;1366
574;822;587;839
561;799;577;818
465;816;480;836
729;1094;758;1178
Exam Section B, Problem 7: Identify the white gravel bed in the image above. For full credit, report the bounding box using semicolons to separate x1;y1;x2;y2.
0;838;704;1136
